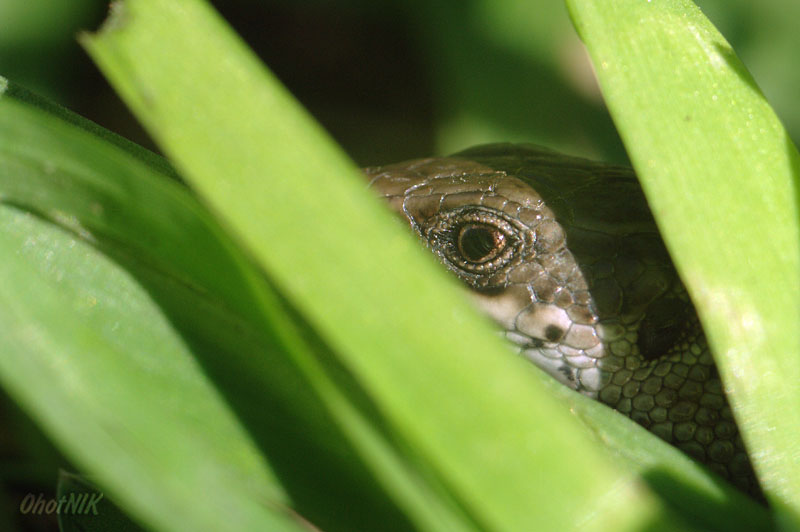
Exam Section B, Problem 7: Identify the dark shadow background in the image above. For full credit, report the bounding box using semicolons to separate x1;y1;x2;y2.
4;0;797;169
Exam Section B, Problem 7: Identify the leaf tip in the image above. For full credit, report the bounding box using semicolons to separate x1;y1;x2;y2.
80;0;131;48
102;1;132;32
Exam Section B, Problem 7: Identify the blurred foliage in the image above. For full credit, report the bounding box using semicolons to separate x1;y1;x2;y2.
1;0;798;165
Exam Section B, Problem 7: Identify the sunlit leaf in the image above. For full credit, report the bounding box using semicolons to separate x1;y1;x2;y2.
566;0;800;527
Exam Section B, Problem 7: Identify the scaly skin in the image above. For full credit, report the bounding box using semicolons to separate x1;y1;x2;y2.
365;143;759;496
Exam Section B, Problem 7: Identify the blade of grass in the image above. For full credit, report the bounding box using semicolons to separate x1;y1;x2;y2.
565;0;800;526
81;1;678;530
0;203;303;532
0;81;450;531
542;377;773;530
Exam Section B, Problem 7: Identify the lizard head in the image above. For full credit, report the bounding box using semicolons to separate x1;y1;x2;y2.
365;143;757;494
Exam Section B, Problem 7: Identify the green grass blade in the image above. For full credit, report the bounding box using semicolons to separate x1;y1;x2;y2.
80;1;681;530
0;203;304;532
565;0;800;526
543;378;773;530
0;80;448;531
0;80;422;528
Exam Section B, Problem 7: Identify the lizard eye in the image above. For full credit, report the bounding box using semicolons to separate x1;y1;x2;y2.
425;207;532;281
457;224;506;263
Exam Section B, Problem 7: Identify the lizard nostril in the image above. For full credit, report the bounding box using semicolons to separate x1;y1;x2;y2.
544;325;564;342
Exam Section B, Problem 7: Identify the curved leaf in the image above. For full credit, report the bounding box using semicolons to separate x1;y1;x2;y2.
566;0;800;526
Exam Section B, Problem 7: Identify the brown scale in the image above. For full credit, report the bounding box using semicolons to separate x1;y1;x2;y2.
365;143;761;498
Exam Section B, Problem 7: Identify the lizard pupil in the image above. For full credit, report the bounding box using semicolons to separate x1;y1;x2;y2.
458;224;504;263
